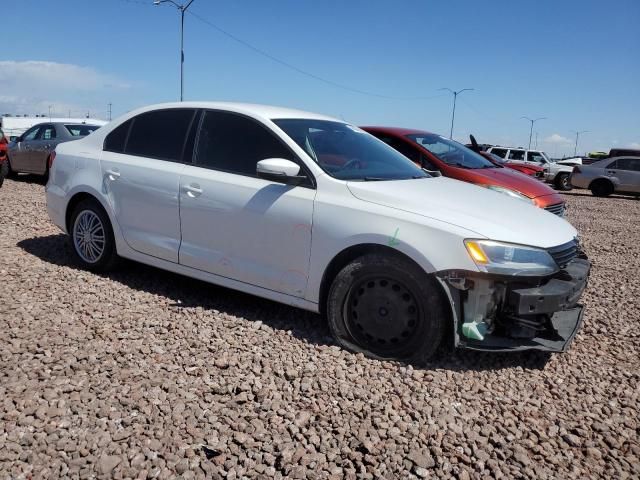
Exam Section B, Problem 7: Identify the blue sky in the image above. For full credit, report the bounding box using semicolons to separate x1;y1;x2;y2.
2;0;639;156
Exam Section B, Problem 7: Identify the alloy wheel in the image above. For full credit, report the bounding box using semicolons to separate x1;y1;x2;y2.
73;210;106;264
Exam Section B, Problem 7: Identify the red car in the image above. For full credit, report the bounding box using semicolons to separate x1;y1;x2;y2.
0;128;8;188
361;127;565;215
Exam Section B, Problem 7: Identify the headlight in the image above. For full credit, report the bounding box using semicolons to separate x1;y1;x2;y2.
464;239;559;276
482;185;535;204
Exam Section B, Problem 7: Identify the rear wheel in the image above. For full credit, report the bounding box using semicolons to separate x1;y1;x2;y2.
555;172;572;191
590;179;613;197
69;198;119;272
327;253;447;363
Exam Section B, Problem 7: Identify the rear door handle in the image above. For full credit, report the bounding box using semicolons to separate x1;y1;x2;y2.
183;184;203;197
105;169;121;180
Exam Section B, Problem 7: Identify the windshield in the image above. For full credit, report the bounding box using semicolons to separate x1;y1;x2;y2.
407;134;496;169
273;119;428;181
65;124;100;136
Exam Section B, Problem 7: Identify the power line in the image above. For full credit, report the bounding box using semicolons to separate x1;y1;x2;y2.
109;0;448;101
184;9;445;101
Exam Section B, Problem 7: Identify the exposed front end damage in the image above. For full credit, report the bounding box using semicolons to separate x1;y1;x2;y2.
437;254;590;352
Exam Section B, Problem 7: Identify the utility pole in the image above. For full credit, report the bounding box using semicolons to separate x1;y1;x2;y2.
521;116;546;150
154;0;196;101
48;105;52;121
572;130;589;156
439;88;474;139
108;103;112;121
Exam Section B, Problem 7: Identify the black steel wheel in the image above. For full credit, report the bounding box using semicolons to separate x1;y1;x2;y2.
327;253;447;363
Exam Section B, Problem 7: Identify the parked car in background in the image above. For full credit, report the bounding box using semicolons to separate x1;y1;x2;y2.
47;102;590;362
362;127;566;216
8;122;101;178
484;151;545;178
570;156;640;197
467;135;545;178
0;128;8;187
487;146;579;190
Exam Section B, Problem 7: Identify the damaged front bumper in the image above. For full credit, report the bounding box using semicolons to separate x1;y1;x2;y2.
437;256;591;353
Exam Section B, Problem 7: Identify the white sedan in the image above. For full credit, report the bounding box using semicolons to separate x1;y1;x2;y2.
46;102;590;362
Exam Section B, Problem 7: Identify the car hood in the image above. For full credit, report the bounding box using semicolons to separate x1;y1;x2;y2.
463;166;555;198
347;177;577;248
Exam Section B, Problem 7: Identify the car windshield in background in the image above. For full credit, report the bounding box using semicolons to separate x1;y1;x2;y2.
408;134;496;169
274;119;428;181
65;124;99;136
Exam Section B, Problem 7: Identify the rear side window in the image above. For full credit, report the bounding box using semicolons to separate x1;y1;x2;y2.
104;119;132;153
125;109;196;162
508;150;525;161
40;125;56;140
615;158;640;171
490;148;507;158
195;110;294;176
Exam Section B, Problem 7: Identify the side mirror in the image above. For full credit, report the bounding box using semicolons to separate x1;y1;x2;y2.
257;158;306;185
423;168;442;177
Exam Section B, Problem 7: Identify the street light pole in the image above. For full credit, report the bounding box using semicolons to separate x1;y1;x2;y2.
154;0;196;101
439;88;474;139
521;116;547;150
571;130;589;157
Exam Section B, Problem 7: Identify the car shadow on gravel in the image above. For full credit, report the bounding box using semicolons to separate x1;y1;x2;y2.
5;174;48;185
561;190;639;201
18;233;553;372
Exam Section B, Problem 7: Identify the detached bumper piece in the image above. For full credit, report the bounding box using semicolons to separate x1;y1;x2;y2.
448;257;591;353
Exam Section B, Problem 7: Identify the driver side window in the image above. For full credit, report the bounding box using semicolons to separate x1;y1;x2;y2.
22;126;41;141
526;151;545;163
195;111;296;177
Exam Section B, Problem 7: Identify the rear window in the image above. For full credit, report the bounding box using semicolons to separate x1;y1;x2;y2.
125;109;196;162
104;119;132;153
65;124;100;137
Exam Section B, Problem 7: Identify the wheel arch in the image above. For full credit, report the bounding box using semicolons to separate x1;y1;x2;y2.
588;176;614;190
318;243;444;317
64;190;111;233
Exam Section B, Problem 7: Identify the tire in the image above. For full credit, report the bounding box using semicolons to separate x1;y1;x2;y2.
6;156;17;179
69;198;119;272
555;172;572;191
326;253;447;364
0;160;7;187
590;179;613;197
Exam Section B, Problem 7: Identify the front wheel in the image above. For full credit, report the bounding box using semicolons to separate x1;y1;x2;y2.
327;253;447;363
69;198;119;272
555;172;572;191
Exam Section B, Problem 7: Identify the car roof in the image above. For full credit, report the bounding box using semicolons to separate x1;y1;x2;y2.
124;102;339;122
587;156;640;167
360;126;437;137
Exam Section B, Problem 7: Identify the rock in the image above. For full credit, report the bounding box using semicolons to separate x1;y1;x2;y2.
98;455;121;475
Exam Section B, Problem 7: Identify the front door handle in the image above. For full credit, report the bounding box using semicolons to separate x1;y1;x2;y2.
183;184;203;197
105;169;121;181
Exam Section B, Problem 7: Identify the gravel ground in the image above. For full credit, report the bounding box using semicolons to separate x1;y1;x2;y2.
1;177;639;480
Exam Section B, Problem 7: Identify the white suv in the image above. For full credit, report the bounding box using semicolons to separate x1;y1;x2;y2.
488;147;579;190
46;102;590;362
